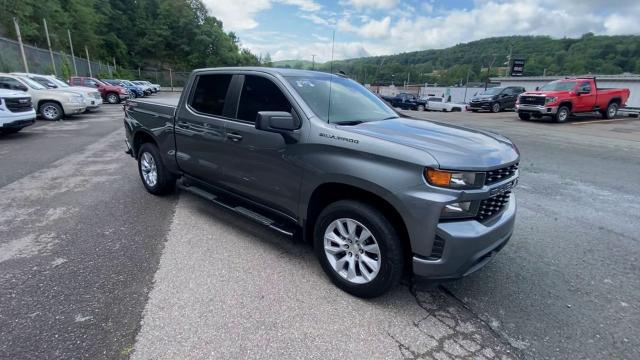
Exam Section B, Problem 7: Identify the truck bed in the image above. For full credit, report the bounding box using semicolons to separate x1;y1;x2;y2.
128;97;177;118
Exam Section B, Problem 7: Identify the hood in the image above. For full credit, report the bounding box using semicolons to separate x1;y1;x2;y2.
0;89;30;97
521;90;568;97
471;95;496;101
345;117;519;170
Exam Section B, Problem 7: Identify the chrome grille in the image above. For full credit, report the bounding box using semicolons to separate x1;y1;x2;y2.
485;163;518;185
3;97;33;113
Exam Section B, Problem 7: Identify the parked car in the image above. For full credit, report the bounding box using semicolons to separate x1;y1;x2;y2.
123;67;519;298
381;92;427;111
131;81;154;95
141;80;161;93
516;78;631;122
467;87;525;113
103;79;145;98
69;76;129;104
14;73;102;112
0;73;85;121
426;97;464;112
0;89;36;134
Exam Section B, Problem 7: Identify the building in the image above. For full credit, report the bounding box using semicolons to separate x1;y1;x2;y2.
491;74;640;108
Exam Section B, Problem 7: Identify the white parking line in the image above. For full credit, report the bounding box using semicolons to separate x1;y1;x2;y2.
570;118;635;125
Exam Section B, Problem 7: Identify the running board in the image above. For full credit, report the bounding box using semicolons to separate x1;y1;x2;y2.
177;180;295;236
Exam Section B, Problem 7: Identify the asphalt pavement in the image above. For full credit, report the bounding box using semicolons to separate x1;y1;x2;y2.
1;95;638;360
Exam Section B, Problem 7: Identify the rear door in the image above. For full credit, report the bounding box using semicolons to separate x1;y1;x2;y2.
218;73;303;217
173;72;234;184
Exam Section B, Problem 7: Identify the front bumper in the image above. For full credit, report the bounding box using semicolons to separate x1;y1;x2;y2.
412;194;516;279
467;101;493;110
119;93;130;100
516;104;558;116
62;103;86;115
1;111;36;129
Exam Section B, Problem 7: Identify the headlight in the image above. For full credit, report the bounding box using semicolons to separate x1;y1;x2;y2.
441;201;478;219
425;168;484;189
545;96;558;104
67;94;83;103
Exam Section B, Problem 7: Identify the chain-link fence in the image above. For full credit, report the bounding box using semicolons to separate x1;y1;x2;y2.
0;36;190;88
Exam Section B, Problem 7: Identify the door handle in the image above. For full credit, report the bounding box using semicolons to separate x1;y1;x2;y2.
226;133;243;142
177;121;190;129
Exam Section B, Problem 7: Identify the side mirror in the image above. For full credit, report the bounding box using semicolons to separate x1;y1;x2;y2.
256;111;298;132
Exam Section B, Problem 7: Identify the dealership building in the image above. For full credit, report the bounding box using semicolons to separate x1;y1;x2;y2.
491;74;640;108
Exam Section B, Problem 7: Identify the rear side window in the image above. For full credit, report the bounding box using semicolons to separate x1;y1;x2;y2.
237;75;292;122
190;74;233;116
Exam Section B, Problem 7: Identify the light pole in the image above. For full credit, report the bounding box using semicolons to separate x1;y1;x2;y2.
311;54;316;70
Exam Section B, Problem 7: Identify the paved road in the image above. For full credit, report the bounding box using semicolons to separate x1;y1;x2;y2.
1;95;638;359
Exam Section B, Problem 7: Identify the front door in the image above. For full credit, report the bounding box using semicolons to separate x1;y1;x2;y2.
573;81;597;112
173;73;234;184
219;74;304;218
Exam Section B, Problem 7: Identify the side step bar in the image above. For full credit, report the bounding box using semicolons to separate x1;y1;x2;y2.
177;180;296;236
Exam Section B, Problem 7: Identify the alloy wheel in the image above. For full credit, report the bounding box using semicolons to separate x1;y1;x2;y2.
42;105;59;120
323;218;381;284
140;152;158;187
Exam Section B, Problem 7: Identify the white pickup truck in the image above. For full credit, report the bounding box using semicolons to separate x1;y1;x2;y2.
0;89;36;134
426;97;464;112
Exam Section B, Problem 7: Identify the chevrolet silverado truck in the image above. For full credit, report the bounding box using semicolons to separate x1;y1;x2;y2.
124;68;520;298
516;78;630;122
381;92;428;111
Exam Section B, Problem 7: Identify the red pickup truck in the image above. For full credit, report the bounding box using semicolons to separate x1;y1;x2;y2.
516;78;630;122
69;76;129;104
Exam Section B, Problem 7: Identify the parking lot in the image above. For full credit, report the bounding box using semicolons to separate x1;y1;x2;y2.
1;94;639;360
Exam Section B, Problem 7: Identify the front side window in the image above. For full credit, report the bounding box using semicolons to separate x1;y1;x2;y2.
190;74;232;116
237;75;292;122
0;77;28;91
579;81;591;93
285;75;397;124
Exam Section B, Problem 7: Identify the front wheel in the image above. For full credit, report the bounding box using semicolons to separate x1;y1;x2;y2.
106;92;119;104
137;143;175;195
491;102;501;113
39;102;63;121
314;200;404;298
518;112;531;121
417;104;425;111
555;106;570;123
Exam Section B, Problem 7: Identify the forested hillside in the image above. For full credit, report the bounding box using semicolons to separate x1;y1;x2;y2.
0;0;259;71
286;34;640;85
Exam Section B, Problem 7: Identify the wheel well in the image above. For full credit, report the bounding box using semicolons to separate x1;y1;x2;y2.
608;97;621;106
305;183;411;257
132;131;157;157
37;100;63;114
558;101;572;111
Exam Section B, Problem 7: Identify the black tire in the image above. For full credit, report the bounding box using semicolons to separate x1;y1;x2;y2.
137;143;175;195
0;128;22;134
130;92;137;99
417;104;425;111
39;102;63;121
555;106;570;123
106;92;119;104
602;102;618;119
518;112;531;121
314;200;403;298
491;102;501;113
471;109;478;113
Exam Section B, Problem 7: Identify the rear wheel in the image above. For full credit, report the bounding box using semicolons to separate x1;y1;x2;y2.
39;102;63;121
137;143;175;195
314;200;403;298
518;112;531;121
417;104;425;111
602;102;618;119
555;106;570;123
491;102;501;113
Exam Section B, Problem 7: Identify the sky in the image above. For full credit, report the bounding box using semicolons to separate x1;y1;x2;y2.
203;0;640;62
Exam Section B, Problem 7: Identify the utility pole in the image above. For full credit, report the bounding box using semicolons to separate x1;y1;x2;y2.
113;57;117;73
43;18;56;76
311;55;316;70
463;67;470;102
484;54;497;90
169;68;173;92
85;46;92;77
67;29;78;76
13;18;29;73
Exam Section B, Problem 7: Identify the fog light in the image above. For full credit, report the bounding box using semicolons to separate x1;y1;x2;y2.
441;201;477;219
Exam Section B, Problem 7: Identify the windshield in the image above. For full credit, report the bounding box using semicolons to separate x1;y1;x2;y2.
285;75;397;123
48;77;70;88
19;76;47;90
121;80;134;86
479;88;502;96
540;81;577;91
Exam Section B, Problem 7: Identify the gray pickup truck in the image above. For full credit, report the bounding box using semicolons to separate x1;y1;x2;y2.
124;67;519;298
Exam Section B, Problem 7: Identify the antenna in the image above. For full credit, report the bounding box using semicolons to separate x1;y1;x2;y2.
327;29;336;123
